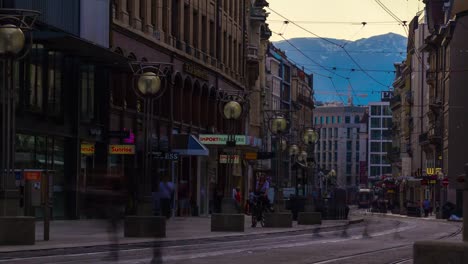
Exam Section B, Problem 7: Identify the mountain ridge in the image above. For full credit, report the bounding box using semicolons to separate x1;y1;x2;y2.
273;33;407;105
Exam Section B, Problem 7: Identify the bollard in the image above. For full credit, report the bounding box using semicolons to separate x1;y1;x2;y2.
464;164;468;242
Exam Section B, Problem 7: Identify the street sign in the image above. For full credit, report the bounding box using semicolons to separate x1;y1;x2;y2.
108;131;130;138
153;152;179;160
442;177;449;187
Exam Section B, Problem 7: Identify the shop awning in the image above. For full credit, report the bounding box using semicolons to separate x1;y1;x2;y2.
33;31;129;66
172;134;209;156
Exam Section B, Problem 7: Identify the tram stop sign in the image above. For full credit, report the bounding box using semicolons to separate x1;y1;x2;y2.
442;178;449;187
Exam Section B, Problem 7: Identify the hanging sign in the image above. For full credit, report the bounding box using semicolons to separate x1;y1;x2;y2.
219;155;240;164
109;145;135;155
81;144;95;155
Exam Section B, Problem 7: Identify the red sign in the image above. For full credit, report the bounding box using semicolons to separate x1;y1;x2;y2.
442;178;449;187
109;145;135;155
24;171;41;181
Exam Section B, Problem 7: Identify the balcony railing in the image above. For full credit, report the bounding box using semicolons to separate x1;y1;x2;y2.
247;45;259;61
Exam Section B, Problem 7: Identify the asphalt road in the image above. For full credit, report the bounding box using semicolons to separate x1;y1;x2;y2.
0;214;462;264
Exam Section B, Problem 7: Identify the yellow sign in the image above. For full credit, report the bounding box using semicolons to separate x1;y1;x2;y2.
426;167;442;175
109;145;135;155
244;152;257;160
81;144;95;155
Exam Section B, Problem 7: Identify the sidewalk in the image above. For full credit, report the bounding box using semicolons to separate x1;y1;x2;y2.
361;210;445;221
0;215;361;253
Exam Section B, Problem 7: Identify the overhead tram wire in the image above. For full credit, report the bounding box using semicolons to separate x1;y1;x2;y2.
267;7;393;90
275;32;365;103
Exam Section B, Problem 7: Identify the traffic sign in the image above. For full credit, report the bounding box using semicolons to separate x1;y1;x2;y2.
442;177;449;187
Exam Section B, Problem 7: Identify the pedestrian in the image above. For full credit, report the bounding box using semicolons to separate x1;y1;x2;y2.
159;176;175;219
423;198;431;217
234;187;241;213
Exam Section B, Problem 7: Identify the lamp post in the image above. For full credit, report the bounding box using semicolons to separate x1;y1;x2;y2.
302;128;319;197
326;169;336;198
271;115;288;211
217;90;249;213
130;62;172;214
289;144;299;195
0;10;39;216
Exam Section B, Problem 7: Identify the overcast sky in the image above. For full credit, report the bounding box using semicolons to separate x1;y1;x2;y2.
267;0;424;41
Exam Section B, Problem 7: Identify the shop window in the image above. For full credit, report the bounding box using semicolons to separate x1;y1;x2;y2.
28;44;45;112
81;65;95;121
47;51;63;116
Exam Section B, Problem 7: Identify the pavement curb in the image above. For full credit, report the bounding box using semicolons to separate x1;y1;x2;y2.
364;212;449;222
0;218;363;254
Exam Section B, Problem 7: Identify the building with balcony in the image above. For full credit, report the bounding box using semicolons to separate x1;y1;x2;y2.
422;0;468;208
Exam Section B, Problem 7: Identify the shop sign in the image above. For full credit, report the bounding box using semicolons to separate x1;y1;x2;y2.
426;167;441;175
199;134;247;145
442;178;449;187
219;155;240;164
81;144;95;155
24;171;41;181
245;152;257;160
109;145;135;155
153;152;179;160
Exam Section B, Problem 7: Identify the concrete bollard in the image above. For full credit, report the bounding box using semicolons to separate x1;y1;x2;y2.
0;217;35;245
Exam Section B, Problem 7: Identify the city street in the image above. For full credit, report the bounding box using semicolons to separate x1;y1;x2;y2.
0;212;461;264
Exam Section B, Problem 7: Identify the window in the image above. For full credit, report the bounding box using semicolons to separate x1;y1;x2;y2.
334;152;338;162
328;140;332;150
346;141;352;151
326;116;329;124
356;141;360;151
356;165;360;175
81;65;95;121
28;44;44;112
371;142;381;152
322;153;326;161
314;117;318;125
347;128;351;139
371;105;381;116
382;118;393;128
383;105;392;116
334;128;338;137
338;116;342;123
320;116;323;124
328;128;332;138
371;118;381;128
47;51;63;115
355;115;360;124
322;141;326;151
371;130;381;140
328;152;332;161
370;166;380;177
317;153;321;162
322;128;327;138
332;116;335;123
370;154;381;164
346;152;352;163
334;140;338;150
356;154;359;163
345;116;350;123
346;164;352;174
347;176;352;185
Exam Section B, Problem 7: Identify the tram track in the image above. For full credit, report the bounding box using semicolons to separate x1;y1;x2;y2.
308;221;463;264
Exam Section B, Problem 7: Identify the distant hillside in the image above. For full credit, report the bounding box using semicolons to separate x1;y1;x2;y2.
273;33;407;105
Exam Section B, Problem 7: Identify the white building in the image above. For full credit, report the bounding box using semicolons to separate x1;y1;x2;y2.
314;105;367;193
368;102;393;182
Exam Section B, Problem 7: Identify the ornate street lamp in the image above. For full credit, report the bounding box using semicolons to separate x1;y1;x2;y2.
302;128;319;198
129;62;172;212
0;9;39;217
270;114;289;210
217;90;249;213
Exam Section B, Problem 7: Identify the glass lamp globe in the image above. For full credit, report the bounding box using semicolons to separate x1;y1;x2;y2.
303;129;319;144
223;101;242;120
271;116;287;134
137;72;161;95
0;24;25;55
